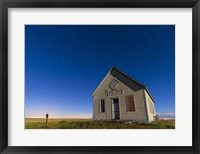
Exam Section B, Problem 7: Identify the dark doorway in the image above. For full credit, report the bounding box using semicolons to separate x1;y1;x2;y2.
112;98;120;120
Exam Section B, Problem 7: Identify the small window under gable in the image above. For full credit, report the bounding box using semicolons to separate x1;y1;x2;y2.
126;95;135;112
100;99;105;113
109;79;119;90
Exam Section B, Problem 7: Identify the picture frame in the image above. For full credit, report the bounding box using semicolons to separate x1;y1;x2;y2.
0;0;199;153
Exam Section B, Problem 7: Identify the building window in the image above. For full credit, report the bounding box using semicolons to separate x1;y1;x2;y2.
126;95;135;112
100;99;105;112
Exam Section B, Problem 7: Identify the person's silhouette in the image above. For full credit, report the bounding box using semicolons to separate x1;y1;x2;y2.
46;113;49;124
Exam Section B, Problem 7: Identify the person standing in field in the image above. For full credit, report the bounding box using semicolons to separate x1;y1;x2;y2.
46;113;49;124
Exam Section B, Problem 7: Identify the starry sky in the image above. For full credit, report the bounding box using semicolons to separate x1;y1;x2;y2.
25;25;175;118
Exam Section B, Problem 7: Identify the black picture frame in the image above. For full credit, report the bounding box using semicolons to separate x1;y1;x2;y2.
0;0;199;153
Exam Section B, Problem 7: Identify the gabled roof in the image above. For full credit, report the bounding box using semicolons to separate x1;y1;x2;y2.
92;66;154;103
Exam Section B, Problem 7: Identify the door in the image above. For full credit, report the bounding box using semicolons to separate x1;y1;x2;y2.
112;98;120;120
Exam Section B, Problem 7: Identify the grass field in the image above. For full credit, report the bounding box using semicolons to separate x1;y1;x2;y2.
25;118;175;129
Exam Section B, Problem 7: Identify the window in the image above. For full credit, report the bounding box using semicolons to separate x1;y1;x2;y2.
109;79;119;90
100;99;105;112
126;95;135;112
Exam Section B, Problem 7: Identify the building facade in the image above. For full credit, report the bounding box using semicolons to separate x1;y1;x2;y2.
92;67;156;123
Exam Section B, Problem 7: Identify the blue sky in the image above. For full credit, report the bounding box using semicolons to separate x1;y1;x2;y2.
25;25;175;118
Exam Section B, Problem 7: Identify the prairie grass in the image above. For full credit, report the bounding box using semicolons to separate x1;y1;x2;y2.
25;118;175;129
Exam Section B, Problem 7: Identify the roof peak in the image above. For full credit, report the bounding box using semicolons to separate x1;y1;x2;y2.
92;66;154;103
109;66;146;87
109;66;117;72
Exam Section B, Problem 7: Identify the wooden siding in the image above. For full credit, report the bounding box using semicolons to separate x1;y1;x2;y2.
144;90;156;123
93;74;148;122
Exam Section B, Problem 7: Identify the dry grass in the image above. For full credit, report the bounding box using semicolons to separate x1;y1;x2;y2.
25;118;175;129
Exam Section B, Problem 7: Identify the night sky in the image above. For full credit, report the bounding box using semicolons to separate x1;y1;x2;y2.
25;25;175;118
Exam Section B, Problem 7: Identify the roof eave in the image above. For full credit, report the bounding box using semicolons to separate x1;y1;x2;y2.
92;66;155;104
91;67;113;96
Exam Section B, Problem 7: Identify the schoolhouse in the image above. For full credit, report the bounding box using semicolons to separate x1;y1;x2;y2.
92;67;156;123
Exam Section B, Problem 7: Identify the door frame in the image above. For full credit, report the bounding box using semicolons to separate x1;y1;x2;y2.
111;97;120;120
